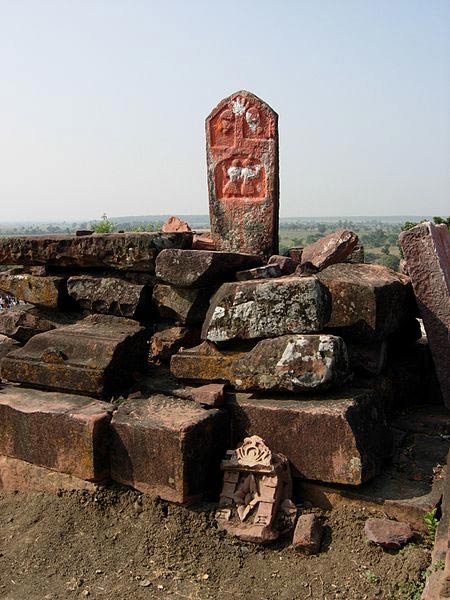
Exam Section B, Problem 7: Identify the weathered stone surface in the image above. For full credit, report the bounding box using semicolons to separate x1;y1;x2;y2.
0;334;20;366
228;389;392;485
75;229;94;237
0;386;112;481
150;326;200;363
301;229;358;271
152;284;214;324
287;247;303;262
171;340;237;382
192;234;216;251
267;255;298;275
202;277;331;342
67;275;152;319
161;216;192;233
399;222;450;408
0;271;69;309
364;518;413;549
110;394;229;503
235;264;282;281
317;263;416;341
292;513;323;554
0;232;193;272
156;249;263;287
206;90;279;258
1;314;148;397
345;244;365;264
0;304;58;343
189;383;226;407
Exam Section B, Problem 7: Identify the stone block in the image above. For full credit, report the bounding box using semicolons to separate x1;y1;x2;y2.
161;216;191;233
399;222;450;408
110;394;229;503
150;326;201;363
155;249;263;287
202;277;331;342
301;229;358;271
364;518;413;549
0;386;112;481
0;334;20;368
267;255;298;275
0;271;69;309
345;244;365;264
317;263;416;341
292;513;323;554
0;304;57;343
227;389;392;485
206;90;279;257
0;232;192;272
152;284;214;324
235;264;282;281
1;314;148;397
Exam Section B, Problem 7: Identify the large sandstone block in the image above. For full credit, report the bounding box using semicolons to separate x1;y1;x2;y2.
152;284;214;324
202;277;331;342
206;90;279;258
1;314;148;397
0;386;112;481
399;222;450;408
155;249;263;287
110;394;229;503
0;232;192;272
228;389;392;485
0;271;69;309
317;263;416;341
67;275;152;319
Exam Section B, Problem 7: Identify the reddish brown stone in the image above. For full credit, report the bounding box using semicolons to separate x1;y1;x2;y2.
301;229;358;271
0;385;112;481
188;383;226;407
364;517;413;549
192;234;216;251
345;244;365;264
110;394;229;503
235;264;282;281
150;325;201;363
75;229;94;236
267;255;298;275
0;304;57;343
399;222;450;408
206;91;279;258
0;334;20;367
0;271;69;309
152;284;214;324
292;513;323;554
287;247;303;262
162;216;192;233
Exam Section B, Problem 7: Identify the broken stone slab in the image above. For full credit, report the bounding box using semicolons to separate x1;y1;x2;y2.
161;216;191;233
267;255;298;275
0;232;193;272
155;249;263;287
0;385;112;481
235;264;282;281
364;518;414;549
287;247;303;262
192;234;216;251
0;304;58;343
150;325;201;363
345;244;365;264
67;275;152;319
292;513;323;554
0;334;20;361
110;394;229;503
206;90;279;258
301;229;358;271
317;263;416;341
202;277;331;343
399;222;450;408
188;383;226;407
152;284;214;325
1;314;148;397
0;271;69;309
228;389;392;485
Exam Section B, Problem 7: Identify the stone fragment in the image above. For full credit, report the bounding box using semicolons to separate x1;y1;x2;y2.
171;340;236;382
152;284;214;324
292;513;323;554
1;314;148;397
0;385;112;481
228;389;392;485
110;394;229;503
0;304;57;343
202;277;330;342
301;229;358;271
67;275;152;319
268;255;298;275
345;244;365;264
150;326;200;363
317;263;416;341
216;436;293;543
156;249;263;287
235;264;282;281
0;271;69;309
162;216;192;233
0;232;192;272
75;229;94;236
287;247;303;262
399;222;450;408
364;517;414;549
206;90;279;258
0;334;20;364
192;234;216;251
188;383;226;407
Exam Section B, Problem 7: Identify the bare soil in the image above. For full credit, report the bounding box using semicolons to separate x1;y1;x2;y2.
0;488;431;600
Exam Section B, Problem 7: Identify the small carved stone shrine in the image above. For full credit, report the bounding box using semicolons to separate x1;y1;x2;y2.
215;435;296;543
206;90;279;258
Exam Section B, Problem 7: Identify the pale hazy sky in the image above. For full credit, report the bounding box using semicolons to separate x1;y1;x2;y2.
1;0;449;221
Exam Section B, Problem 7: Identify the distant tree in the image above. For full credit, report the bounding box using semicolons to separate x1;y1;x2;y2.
381;244;390;255
94;213;116;234
317;223;327;234
380;254;400;271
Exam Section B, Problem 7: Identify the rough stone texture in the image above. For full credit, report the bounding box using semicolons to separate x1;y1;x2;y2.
317;263;416;341
202;277;331;343
228;389;392;485
171;340;237;382
345;244;365;264
192;234;216;251
156;249;263;288
364;518;413;549
0;271;69;309
1;314;148;397
267;255;298;275
188;383;226;407
110;394;229;503
161;216;191;233
206;90;279;258
67;275;152;319
0;386;112;481
0;335;20;370
292;513;323;554
0;304;58;343
399;222;450;408
301;229;358;271
0;232;193;272
235;265;282;281
287;247;303;262
152;284;214;324
150;326;201;363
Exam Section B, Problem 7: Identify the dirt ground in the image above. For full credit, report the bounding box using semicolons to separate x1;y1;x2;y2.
0;487;431;600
